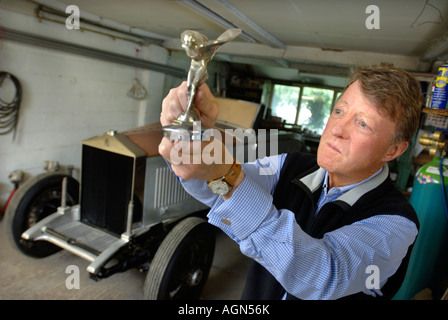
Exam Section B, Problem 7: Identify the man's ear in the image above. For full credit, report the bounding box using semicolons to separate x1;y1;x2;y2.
382;141;409;162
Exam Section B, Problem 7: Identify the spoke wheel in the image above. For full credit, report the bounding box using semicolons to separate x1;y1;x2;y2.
144;217;215;300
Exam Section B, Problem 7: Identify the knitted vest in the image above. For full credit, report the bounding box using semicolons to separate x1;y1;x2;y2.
241;152;419;300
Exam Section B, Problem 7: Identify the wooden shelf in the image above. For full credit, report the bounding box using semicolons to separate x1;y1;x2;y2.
422;107;448;116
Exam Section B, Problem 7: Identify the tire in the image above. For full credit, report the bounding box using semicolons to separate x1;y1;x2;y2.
5;172;79;258
144;217;215;300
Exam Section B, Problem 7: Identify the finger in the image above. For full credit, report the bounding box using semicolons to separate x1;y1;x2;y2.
160;81;189;126
177;81;189;112
195;84;219;128
170;140;204;167
158;137;174;162
161;92;177;126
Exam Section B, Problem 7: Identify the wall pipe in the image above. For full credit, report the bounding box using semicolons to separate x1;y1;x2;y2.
2;27;186;78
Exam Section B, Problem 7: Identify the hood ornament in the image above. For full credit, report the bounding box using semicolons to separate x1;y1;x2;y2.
163;28;241;140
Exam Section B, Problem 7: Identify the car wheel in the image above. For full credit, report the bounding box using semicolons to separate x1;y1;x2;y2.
5;172;79;258
143;216;215;300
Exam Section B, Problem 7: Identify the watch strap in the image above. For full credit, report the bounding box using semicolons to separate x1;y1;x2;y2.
208;158;242;187
223;160;242;187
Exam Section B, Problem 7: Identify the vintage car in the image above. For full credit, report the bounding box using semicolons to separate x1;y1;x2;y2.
4;98;304;299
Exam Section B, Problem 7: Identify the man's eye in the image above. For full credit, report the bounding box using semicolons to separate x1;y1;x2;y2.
334;109;342;115
358;121;374;133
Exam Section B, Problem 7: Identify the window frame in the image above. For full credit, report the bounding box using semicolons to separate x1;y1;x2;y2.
267;82;343;135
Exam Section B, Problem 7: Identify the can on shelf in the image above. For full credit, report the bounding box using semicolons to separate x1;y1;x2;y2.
430;65;448;109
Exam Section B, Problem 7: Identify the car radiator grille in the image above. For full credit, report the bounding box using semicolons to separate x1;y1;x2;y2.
153;166;193;209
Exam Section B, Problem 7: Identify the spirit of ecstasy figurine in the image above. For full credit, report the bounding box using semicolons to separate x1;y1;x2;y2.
163;28;241;140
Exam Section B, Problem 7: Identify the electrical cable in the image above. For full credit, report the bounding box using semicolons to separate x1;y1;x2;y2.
0;71;22;140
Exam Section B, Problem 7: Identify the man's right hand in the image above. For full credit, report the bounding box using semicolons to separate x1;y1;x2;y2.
160;81;218;128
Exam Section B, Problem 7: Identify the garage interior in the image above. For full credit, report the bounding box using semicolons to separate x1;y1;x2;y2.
0;0;448;301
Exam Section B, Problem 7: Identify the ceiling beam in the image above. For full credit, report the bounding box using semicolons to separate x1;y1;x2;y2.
177;0;256;43
179;0;285;49
164;38;423;73
210;0;286;49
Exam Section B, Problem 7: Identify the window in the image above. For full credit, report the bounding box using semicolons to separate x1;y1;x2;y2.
268;84;341;135
297;87;334;135
270;84;300;124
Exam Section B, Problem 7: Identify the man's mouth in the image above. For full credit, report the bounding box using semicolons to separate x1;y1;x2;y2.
327;143;341;154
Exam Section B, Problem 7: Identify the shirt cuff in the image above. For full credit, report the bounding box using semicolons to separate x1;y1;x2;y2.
179;177;218;208
207;171;274;241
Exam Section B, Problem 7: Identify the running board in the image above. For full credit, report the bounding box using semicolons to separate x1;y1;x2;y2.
22;205;128;275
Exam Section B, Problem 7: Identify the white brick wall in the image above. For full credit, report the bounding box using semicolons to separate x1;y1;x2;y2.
0;9;169;204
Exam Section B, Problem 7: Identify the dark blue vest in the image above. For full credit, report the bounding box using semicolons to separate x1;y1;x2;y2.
241;152;419;300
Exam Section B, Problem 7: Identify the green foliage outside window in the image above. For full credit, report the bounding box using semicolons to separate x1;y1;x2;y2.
270;84;340;135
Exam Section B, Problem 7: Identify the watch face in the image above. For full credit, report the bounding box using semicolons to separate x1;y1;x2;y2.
208;180;230;195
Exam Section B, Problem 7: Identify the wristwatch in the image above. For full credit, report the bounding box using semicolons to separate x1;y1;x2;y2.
207;159;242;195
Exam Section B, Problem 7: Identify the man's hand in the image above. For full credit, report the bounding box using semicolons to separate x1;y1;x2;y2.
160;81;218;128
159;81;228;180
158;82;244;197
159;136;232;180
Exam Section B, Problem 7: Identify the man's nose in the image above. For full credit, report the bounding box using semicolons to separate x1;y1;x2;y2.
330;116;350;139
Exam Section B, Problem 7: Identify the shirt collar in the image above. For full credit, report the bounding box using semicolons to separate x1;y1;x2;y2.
298;164;389;207
322;167;383;195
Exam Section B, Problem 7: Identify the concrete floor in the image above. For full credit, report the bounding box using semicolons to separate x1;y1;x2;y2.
0;217;251;300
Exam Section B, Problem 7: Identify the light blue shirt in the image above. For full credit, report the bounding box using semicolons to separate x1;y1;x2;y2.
180;154;418;300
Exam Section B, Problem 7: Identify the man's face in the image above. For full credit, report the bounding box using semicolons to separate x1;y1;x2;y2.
317;80;407;188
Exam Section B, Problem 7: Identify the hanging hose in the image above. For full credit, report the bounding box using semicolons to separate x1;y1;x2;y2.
1;187;17;217
0;170;23;217
439;156;448;222
0;71;22;140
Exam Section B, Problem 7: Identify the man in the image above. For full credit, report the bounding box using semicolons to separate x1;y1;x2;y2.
158;65;422;300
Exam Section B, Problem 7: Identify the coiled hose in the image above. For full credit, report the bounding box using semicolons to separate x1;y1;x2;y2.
0;72;22;140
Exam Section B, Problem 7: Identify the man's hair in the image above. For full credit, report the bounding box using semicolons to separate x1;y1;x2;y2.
344;65;423;143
